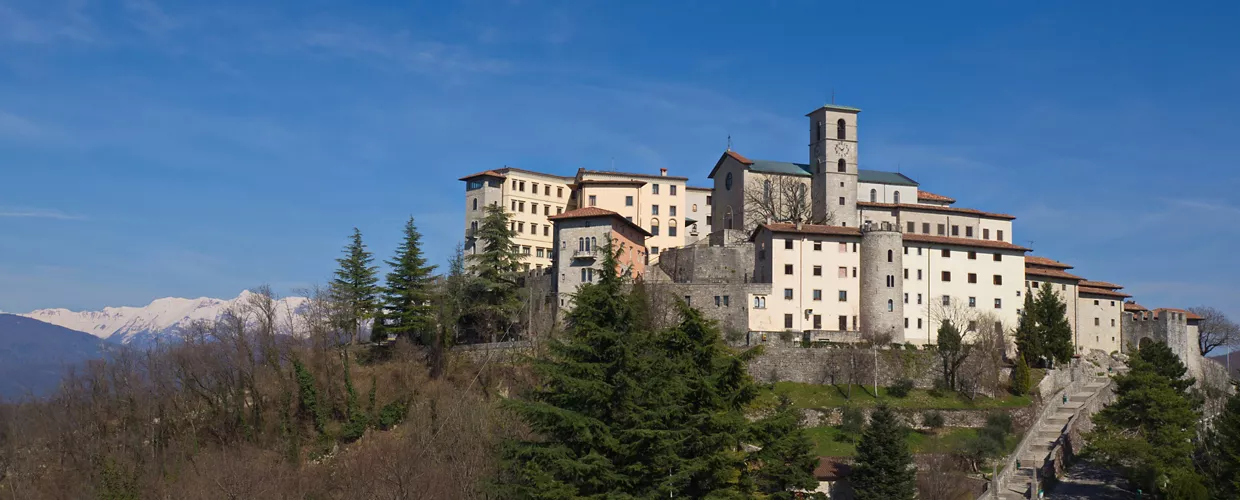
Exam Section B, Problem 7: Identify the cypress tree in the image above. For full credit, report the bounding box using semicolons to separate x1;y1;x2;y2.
1084;341;1203;497
852;404;916;500
468;204;523;342
1035;285;1074;365
1010;354;1031;396
1203;392;1240;498
330;228;379;344
381;216;437;343
936;320;967;391
1014;287;1042;366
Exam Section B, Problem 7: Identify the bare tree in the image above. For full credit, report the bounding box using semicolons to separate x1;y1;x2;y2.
958;314;1006;400
738;174;834;240
916;453;973;500
928;298;981;343
1190;306;1239;357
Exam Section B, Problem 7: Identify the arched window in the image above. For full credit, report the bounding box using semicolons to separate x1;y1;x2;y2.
887;250;893;262
578;237;584;251
837;119;847;140
837;159;846;173
887;299;894;312
816;121;823;141
472;198;478;211
870;189;877;202
651;218;661;236
592;237;597;252
763;180;772;204
893;191;900;204
668;218;678;237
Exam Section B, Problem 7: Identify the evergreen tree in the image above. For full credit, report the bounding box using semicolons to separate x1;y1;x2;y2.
467;204;523;342
1010;354;1031;396
381;216;438;343
1035;285;1074;365
330;228;379;344
851;404;916;500
1014;287;1042;366
745;395;819;498
1084;341;1203;497
430;242;469;378
936;320;968;391
1202;391;1240;498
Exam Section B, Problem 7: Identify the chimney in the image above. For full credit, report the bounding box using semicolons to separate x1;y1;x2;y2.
660;168;668;176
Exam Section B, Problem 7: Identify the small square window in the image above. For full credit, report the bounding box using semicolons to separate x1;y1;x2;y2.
942;295;951;306
968;297;976;308
785;264;794;275
670;206;677;216
922;223;930;234
813;241;822;251
941;271;952;282
997;230;1005;241
968;251;977;260
993;253;1002;262
937;224;946;235
588;195;597;206
838;267;847;278
983;228;990;239
907;221;915;233
784;314;793;329
951;225;959;236
838;290;848;302
994;275;1002;285
813;266;823;276
785;239;794;249
966;226;974;238
652;184;660;194
670;185;677;195
941;249;951;258
784;288;794;300
813;289;822;301
652;205;659;215
968;273;977;284
625;196;634;206
995;298;1002;309
839;197;846;206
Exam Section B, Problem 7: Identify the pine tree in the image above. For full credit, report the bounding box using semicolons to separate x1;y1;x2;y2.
1010;354;1031;396
936;320;968;391
1084;341;1203;497
745;395;819;498
852;404;916;500
330;228;379;344
381;216;437;343
430;242;469;378
468;204;523;342
1202;392;1240;498
1035;285;1074;365
1014;287;1043;366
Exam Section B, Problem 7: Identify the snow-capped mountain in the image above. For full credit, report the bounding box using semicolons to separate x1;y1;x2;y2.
22;291;310;347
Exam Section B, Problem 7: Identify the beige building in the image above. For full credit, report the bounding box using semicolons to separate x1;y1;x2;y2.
570;168;690;259
461;167;574;271
548;207;650;310
1076;280;1129;353
685;186;712;243
1024;255;1083;341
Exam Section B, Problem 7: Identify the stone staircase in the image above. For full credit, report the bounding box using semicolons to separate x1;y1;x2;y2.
987;378;1111;499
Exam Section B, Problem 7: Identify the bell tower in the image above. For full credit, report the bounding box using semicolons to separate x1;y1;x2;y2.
807;104;860;227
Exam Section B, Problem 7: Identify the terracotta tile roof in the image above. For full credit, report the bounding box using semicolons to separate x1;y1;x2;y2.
578;168;689;182
458;169;507;181
857;201;1016;221
1079;280;1123;290
1079;286;1132;299
707;150;756;179
903;233;1030;252
813;458;853;481
725;150;753;165
1025;255;1074;269
686;185;712;191
754;223;862;239
573;179;647;187
1187;310;1204;321
1124;301;1149;312
917;190;956;203
548;207;652;236
1025;267;1084;281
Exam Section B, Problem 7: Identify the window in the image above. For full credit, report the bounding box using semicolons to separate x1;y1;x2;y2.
536;248;544;258
531;202;538;213
837;159;846;173
651;219;660;236
838;267;847;278
983;228;990;239
1095;318;1100;326
472;198;478;211
937;224;946;235
706;195;712;205
785;239;794;249
994;275;1003;285
668;220;678;237
894;191;901;204
918;247;923;256
813;315;822;329
670;185;677;195
545;185;551;196
1111;319;1116;327
530;223;537;234
968;321;977;332
887;299;894;312
813;289;822;301
557;187;563;197
784;288;794;300
511;180;518;191
852;267;857;278
917;293;923;304
753;296;766;309
968;273;977;284
652;205;659;216
887;249;894;262
942;249;951;258
838;290;848;302
1032;281;1040;288
1094;300;1099;306
837;118;846;140
544;205;550;216
917;269;923;280
652;184;660;195
714;296;721;307
784;314;794;329
942;295;951;306
870;189;877;202
522;246;531;255
904;293;909;304
471;220;478;233
952;225;959;236
517;222;524;232
813;265;823;276
968;297;976;308
997;230;1005;241
904;269;909;279
651;246;659;254
813;241;822;251
784;264;794;275
918;318;923;329
907;222;915;233
968;251;977;260
993;253;1002;262
887;275;896;287
839;196;846;205
839;316;848;331
706;215;712;225
511;200;517;211
905;318;909;328
467;180;483;190
922;222;930;234
625;196;634;206
588;195;597;206
839;242;847;253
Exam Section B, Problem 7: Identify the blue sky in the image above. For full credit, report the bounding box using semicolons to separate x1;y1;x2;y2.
1;0;1237;321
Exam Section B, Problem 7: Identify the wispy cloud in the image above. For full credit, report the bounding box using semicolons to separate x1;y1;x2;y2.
293;25;511;76
121;0;179;36
0;2;95;45
0;208;86;220
0;110;44;139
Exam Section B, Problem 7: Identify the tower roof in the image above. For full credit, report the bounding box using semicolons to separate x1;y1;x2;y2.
806;104;862;115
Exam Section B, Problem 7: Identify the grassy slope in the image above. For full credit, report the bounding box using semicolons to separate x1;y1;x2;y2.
756;382;1033;411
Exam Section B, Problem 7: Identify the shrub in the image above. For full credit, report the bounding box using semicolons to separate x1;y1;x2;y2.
890;342;904;350
1010;355;1031;396
888;379;915;398
928;378;950;398
922;411;945;430
377;399;409;430
904;342;917;351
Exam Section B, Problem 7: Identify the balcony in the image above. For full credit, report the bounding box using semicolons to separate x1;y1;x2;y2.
572;248;598;260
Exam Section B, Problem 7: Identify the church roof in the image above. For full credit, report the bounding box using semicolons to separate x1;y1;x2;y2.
707;150;918;186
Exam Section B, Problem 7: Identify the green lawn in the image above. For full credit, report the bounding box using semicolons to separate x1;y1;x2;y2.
805;426;1020;457
756;382;1033;411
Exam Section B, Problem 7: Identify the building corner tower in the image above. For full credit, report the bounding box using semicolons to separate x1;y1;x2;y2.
807;104;860;227
860;221;904;343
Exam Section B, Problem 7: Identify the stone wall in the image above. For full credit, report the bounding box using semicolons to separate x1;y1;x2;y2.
656;242;756;284
802;405;1036;430
748;346;944;389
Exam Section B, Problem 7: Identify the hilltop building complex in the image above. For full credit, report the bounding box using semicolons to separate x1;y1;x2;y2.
460;103;1202;368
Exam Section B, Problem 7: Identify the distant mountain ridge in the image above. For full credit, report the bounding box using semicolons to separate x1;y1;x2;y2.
0;314;111;399
21;291;309;347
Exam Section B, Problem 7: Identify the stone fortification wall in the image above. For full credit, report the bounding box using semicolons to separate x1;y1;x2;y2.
859;223;904;342
656;242;756;284
748;346;943;389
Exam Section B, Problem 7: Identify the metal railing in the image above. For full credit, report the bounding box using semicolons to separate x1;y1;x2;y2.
572;248;598;259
